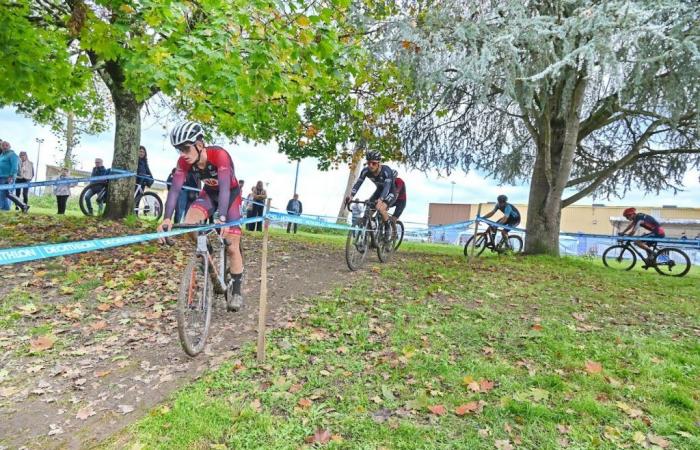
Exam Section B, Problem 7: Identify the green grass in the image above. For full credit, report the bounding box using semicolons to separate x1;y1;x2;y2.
108;248;699;449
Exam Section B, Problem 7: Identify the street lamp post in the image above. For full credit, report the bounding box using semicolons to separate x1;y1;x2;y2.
292;159;300;195
450;181;456;203
34;138;44;195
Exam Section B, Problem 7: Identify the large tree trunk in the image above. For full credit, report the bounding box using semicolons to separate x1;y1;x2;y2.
336;143;364;222
104;91;142;219
524;75;587;255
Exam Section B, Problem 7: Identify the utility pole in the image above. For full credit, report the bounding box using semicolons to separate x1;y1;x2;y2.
292;159;300;195
34;138;44;195
450;181;456;203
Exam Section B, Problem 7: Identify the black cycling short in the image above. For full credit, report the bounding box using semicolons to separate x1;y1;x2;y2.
392;199;406;218
369;187;397;208
505;216;520;228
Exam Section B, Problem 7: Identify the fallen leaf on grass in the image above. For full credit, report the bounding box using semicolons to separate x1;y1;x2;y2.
30;336;55;352
531;324;543;331
616;401;643;418
48;423;64;436
428;405;447;416
455;402;479;416
90;321;108;331
482;347;494;356
495;439;514;450
298;398;312;408
288;383;303;394
76;406;96;420
249;398;262;412
571;312;586;321
94;370;111;378
479;379;495;392
305;429;332;444
0;386;19;398
26;365;44;374
585;361;602;374
647;434;670;448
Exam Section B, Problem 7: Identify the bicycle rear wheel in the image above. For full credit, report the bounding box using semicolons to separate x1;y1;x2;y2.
394;220;405;251
177;254;213;356
464;233;488;257
506;235;524;253
602;245;636;271
135;192;163;220
345;227;369;271
79;184;104;216
377;220;397;263
653;248;691;277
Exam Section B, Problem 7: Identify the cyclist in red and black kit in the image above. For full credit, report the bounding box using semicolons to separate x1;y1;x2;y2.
345;151;398;238
619;207;665;264
157;121;245;311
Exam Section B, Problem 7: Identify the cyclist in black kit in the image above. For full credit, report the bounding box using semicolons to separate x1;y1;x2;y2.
345;151;398;237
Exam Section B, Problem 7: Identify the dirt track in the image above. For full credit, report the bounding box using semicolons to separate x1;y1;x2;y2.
0;227;367;449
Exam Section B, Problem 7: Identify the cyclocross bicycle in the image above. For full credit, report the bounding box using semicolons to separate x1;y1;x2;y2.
463;224;524;257
602;237;691;277
345;199;398;271
79;183;163;220
167;224;242;356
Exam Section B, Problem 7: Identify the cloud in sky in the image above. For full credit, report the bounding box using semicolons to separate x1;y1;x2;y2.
1;106;697;226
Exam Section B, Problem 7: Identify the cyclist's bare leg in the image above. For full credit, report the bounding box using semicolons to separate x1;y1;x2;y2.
376;199;389;222
223;232;243;274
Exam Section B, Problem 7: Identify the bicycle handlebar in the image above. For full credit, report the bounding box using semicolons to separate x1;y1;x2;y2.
345;199;377;212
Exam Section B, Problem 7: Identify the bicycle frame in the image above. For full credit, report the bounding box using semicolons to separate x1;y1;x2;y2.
616;239;657;261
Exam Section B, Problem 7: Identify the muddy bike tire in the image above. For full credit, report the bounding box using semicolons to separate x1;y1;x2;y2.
177;255;213;356
377;218;397;263
464;233;488;257
602;245;636;271
345;226;369;271
653;247;691;277
134;191;163;220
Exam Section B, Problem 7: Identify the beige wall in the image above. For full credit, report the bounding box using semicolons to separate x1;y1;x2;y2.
430;202;700;237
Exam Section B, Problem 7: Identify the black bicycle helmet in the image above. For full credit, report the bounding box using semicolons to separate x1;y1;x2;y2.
365;150;382;162
497;194;507;203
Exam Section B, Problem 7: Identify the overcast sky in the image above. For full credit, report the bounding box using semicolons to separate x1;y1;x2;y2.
1;107;698;227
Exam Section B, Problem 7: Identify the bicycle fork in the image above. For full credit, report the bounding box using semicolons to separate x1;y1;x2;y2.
197;234;225;295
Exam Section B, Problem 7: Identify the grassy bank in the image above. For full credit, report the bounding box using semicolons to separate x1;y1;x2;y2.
108;248;699;449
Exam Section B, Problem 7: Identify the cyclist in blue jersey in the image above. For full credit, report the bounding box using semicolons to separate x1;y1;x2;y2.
481;195;521;241
619;207;665;265
345;151;398;237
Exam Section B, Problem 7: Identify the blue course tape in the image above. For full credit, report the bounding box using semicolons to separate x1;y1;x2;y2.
476;217;700;248
0;171;136;191
0;217;263;266
267;211;360;231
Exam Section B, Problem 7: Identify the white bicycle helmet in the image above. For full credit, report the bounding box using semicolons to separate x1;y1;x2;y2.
170;121;204;147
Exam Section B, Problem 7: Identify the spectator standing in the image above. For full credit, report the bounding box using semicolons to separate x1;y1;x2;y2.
245;187;255;230
54;167;76;214
250;181;267;231
84;158;109;215
0;141;28;212
137;146;154;189
286;193;303;233
350;197;364;226
15;151;34;211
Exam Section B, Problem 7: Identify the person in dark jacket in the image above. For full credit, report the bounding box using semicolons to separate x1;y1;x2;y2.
84;158;109;215
286;193;303;234
137;146;153;190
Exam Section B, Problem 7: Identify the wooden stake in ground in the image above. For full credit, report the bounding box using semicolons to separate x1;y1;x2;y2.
257;198;272;362
468;203;482;261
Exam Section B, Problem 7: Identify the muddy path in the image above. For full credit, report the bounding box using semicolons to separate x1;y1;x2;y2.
0;219;389;449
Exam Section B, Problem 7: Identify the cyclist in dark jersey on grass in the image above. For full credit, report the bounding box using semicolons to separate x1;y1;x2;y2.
157;121;245;311
619;207;665;266
345;151;398;238
481;194;520;242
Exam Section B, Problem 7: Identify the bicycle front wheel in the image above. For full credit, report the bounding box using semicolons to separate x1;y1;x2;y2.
345;227;369;271
464;233;488;257
602;245;636;271
135;192;163;220
653;248;691;277
177;255;213;356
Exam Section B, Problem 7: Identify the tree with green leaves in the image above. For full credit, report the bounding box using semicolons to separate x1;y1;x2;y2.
1;0;360;218
388;0;699;254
